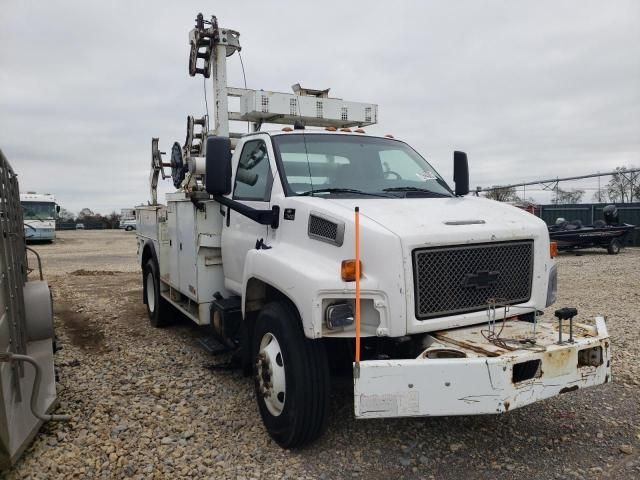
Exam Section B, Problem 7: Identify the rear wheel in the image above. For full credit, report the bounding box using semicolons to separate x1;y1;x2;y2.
607;238;621;255
143;259;171;327
125;226;133;231
253;301;330;448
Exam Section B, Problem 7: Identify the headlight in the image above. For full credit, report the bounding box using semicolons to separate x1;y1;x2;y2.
545;264;558;307
325;303;354;330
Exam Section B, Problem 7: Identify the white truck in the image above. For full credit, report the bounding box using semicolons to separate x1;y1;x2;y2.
119;219;137;231
119;209;137;231
20;192;59;242
136;13;611;448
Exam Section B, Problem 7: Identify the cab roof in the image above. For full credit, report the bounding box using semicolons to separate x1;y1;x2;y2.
245;129;399;142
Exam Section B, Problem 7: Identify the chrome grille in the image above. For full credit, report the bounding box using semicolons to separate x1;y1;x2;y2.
413;240;533;320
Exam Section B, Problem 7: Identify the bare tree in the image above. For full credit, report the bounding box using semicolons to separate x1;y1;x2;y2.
57;207;75;222
605;166;639;203
103;211;121;229
78;208;95;219
483;186;521;202
552;188;584;204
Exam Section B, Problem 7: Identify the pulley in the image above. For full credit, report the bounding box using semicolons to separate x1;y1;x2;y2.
171;142;187;188
188;13;241;77
183;115;208;157
188;13;213;77
151;138;170;180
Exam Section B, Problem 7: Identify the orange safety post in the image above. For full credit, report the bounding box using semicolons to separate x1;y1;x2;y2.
355;206;361;364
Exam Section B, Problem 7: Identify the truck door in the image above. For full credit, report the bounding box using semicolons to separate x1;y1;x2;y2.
221;138;273;293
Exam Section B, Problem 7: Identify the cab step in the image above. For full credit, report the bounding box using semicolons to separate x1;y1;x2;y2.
196;335;230;355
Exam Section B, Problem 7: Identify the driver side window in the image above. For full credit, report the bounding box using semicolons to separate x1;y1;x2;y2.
233;140;273;201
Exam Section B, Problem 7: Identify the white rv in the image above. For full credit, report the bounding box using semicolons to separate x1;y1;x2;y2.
20;192;59;241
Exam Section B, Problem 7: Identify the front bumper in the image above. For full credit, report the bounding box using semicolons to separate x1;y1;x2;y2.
24;228;55;241
354;317;611;418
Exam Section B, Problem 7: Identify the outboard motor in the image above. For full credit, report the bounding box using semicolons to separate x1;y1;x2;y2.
603;205;619;225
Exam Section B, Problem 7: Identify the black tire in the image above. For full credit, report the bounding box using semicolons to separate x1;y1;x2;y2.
607;238;621;255
143;259;171;327
125;226;133;231
252;301;330;448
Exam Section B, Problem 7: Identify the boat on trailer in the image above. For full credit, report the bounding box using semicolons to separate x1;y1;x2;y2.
548;205;635;254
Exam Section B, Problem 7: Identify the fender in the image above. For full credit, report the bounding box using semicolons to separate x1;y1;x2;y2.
140;238;160;268
242;246;341;339
140;238;160;305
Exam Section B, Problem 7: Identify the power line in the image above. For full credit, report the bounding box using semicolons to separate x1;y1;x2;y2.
477;168;640;192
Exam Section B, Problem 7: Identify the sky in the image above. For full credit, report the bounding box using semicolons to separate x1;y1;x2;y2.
1;1;639;214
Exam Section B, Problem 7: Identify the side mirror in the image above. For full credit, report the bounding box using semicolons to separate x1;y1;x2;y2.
453;151;469;196
56;205;61;213
205;136;232;196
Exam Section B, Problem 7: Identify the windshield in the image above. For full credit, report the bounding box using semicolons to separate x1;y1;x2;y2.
273;134;452;197
21;201;56;220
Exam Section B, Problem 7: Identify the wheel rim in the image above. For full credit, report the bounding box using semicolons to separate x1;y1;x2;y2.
256;332;286;416
146;271;156;313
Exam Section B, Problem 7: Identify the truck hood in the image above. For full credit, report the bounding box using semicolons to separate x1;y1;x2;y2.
317;196;549;246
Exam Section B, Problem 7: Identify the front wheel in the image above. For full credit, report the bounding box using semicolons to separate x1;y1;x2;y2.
143;259;171;327
253;301;330;448
607;238;621;255
125;226;133;231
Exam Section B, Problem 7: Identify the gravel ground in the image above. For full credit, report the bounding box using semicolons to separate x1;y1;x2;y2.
6;230;640;479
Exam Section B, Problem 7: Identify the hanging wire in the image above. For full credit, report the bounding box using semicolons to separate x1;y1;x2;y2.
296;89;314;195
481;299;545;352
238;51;250;133
238;51;248;89
203;75;209;119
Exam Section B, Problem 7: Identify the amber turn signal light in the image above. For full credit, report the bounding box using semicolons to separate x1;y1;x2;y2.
550;241;558;258
341;259;362;282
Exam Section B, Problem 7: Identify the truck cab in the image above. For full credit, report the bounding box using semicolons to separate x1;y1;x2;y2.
136;13;611;448
219;129;552;339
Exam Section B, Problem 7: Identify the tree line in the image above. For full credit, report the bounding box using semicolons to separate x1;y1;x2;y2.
56;208;122;229
484;166;640;204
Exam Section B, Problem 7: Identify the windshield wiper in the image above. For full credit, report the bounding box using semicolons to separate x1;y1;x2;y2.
382;187;450;197
298;188;392;198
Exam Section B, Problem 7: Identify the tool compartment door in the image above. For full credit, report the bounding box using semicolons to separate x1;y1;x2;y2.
177;201;198;301
166;202;180;289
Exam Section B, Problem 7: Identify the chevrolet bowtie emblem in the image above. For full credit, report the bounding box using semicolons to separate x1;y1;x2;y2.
463;270;500;289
